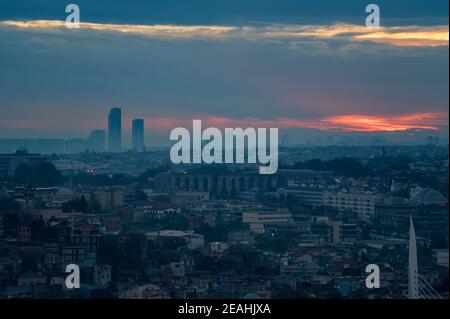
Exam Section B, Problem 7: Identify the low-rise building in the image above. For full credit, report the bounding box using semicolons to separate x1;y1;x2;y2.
323;191;375;221
432;249;449;268
243;209;293;234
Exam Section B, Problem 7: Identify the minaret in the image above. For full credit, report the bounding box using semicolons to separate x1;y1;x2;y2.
408;216;419;299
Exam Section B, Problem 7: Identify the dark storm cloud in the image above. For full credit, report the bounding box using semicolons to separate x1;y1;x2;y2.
0;0;448;25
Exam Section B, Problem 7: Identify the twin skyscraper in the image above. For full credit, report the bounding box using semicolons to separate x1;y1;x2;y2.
107;107;144;152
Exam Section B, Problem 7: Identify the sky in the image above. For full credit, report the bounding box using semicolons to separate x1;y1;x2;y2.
0;0;448;146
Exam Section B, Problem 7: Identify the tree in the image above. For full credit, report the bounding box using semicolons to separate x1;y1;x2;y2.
135;190;148;201
72;173;135;186
13;162;65;186
62;196;90;213
293;157;371;177
98;234;120;267
153;195;170;203
0;197;20;213
138;166;170;181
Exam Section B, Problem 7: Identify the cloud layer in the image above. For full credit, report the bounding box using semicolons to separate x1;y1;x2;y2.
0;9;448;145
1;20;448;47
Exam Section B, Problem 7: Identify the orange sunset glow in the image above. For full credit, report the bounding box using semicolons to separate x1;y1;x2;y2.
126;112;448;132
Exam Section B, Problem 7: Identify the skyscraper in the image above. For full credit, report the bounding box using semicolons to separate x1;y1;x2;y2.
108;108;122;152
132;119;144;152
88;129;106;152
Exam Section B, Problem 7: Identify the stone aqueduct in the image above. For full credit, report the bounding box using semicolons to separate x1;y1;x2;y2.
153;172;279;194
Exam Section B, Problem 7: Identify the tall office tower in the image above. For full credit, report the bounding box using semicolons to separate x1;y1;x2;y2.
108;108;122;152
88;129;106;152
132;119;145;152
